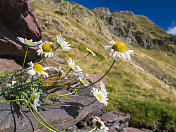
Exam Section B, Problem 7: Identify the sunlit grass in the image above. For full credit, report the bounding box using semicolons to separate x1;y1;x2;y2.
28;0;176;130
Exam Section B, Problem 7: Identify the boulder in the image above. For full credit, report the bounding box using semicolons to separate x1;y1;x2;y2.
0;59;21;75
99;112;131;131
0;0;42;41
0;0;43;65
70;110;130;132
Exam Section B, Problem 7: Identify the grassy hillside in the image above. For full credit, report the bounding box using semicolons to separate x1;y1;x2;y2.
29;0;176;130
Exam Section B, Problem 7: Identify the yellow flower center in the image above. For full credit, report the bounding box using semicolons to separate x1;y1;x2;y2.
33;64;43;73
112;42;127;53
25;40;33;45
97;94;103;101
80;80;85;86
70;64;75;69
59;70;64;76
96;121;103;128
42;43;53;52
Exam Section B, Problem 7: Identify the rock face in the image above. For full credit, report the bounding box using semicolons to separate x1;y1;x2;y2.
0;0;42;41
0;59;21;74
118;11;134;16
133;31;152;49
121;127;153;132
99;10;176;53
92;7;111;16
0;0;43;65
66;111;131;132
99;112;131;131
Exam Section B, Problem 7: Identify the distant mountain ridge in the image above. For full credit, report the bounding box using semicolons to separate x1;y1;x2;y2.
92;7;176;53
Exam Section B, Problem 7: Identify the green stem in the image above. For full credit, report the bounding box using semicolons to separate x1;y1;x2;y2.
45;103;82;107
42;69;72;83
55;60;115;90
27;104;55;132
22;46;29;68
29;102;61;132
76;53;90;64
0;99;26;104
83;99;97;107
20;46;29;83
54;45;60;51
88;127;97;132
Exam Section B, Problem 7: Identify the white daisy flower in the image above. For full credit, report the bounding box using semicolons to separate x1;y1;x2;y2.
91;87;108;106
100;81;108;96
31;88;40;111
92;116;109;132
86;48;96;56
105;41;134;61
59;65;66;77
68;58;82;73
12;81;17;85
79;76;90;86
56;34;71;51
17;37;42;46
27;61;49;79
36;41;55;58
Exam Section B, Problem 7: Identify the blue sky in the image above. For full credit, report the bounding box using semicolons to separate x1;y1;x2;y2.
69;0;176;35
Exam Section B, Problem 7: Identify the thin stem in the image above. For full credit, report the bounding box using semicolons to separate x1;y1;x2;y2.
27;104;56;132
22;46;29;68
20;46;29;83
42;69;72;83
54;60;115;90
76;53;90;64
45;103;82;107
0;99;26;104
29;102;61;132
88;127;97;132
54;45;60;51
60;68;72;80
83;99;97;107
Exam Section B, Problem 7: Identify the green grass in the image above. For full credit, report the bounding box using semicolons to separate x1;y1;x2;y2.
104;94;176;130
28;0;176;130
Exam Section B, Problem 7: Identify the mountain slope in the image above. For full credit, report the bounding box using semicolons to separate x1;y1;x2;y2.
97;10;176;53
29;0;176;130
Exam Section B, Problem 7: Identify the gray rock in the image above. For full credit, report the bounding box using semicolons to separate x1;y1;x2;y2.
0;59;21;74
99;112;131;131
0;73;102;132
92;7;111;15
132;31;152;49
118;11;135;16
0;0;43;65
0;0;43;41
121;127;153;132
